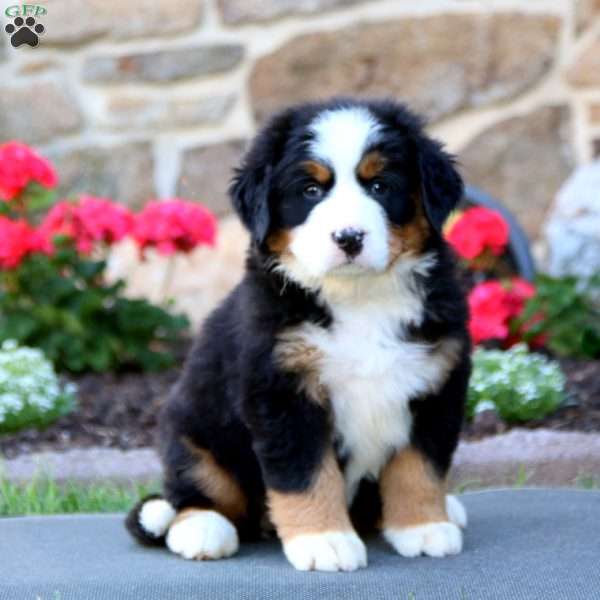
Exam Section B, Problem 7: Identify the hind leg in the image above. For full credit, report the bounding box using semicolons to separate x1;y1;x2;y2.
162;437;249;561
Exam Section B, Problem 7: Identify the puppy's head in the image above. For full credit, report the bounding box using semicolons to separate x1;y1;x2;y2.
230;99;463;283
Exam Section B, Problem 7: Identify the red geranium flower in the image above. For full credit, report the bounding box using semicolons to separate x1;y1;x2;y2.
0;216;37;269
132;199;217;256
39;196;134;254
504;277;536;316
0;141;58;201
468;277;543;347
446;207;509;260
74;195;134;253
39;201;76;241
468;280;512;344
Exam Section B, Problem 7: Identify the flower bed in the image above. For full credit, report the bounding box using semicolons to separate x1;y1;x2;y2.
0;349;598;458
0;142;217;376
446;205;600;359
0;141;219;436
445;203;600;436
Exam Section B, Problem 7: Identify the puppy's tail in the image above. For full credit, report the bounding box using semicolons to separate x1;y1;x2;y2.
125;494;176;547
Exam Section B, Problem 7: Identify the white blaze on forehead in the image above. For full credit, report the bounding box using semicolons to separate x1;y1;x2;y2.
309;106;381;170
284;105;388;280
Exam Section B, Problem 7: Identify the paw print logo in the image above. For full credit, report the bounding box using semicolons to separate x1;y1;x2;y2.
5;16;45;48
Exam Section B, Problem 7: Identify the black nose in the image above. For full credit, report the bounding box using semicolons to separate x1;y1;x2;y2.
331;228;366;258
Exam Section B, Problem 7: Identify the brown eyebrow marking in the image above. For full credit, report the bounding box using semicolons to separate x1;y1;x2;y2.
357;151;387;180
303;160;332;185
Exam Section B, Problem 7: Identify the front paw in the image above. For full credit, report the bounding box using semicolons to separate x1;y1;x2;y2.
166;510;239;560
283;530;367;572
384;521;462;558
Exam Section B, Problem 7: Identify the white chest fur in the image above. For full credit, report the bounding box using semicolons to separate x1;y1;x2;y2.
308;301;433;499
287;256;455;500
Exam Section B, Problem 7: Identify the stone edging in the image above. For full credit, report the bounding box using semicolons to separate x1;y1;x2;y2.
2;429;599;488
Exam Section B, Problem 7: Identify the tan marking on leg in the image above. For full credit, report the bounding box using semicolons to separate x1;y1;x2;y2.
380;447;448;529
273;328;327;406
357;151;387;180
303;160;332;185
183;439;247;522
268;451;352;542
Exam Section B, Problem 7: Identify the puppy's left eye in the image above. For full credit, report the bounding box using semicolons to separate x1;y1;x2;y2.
370;180;389;196
303;183;324;200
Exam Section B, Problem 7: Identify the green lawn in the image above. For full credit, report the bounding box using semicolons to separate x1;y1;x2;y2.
1;469;597;517
0;475;159;517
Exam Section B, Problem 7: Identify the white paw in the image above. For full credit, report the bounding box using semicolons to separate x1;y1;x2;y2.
384;522;462;558
139;498;176;538
166;510;239;560
446;494;468;529
283;531;367;572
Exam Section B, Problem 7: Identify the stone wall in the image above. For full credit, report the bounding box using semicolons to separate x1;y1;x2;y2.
1;0;599;323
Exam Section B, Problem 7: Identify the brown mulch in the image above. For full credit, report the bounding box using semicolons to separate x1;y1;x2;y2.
1;349;599;459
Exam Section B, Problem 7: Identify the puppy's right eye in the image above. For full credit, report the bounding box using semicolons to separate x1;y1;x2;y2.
303;183;324;201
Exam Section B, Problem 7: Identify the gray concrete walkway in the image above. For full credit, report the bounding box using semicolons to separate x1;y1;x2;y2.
2;489;599;600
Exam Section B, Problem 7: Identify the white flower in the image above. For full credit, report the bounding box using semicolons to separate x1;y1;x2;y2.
29;393;53;411
0;393;23;411
0;342;76;432
469;346;564;422
474;400;496;413
1;340;18;351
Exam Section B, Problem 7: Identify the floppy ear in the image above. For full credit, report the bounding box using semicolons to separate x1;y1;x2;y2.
418;138;464;235
230;164;272;246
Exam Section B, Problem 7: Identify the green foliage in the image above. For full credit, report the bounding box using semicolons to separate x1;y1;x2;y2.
576;474;600;490
513;465;532;488
0;239;189;373
518;274;600;359
468;345;565;422
0;340;75;434
0;183;55;220
0;473;159;516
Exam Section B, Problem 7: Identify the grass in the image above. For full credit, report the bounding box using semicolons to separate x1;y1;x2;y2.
3;468;598;518
0;474;159;517
575;473;600;489
513;464;532;488
454;466;600;493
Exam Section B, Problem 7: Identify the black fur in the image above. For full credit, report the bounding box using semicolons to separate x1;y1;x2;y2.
126;98;471;545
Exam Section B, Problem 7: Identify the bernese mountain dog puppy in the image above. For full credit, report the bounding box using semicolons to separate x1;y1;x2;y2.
126;98;471;572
